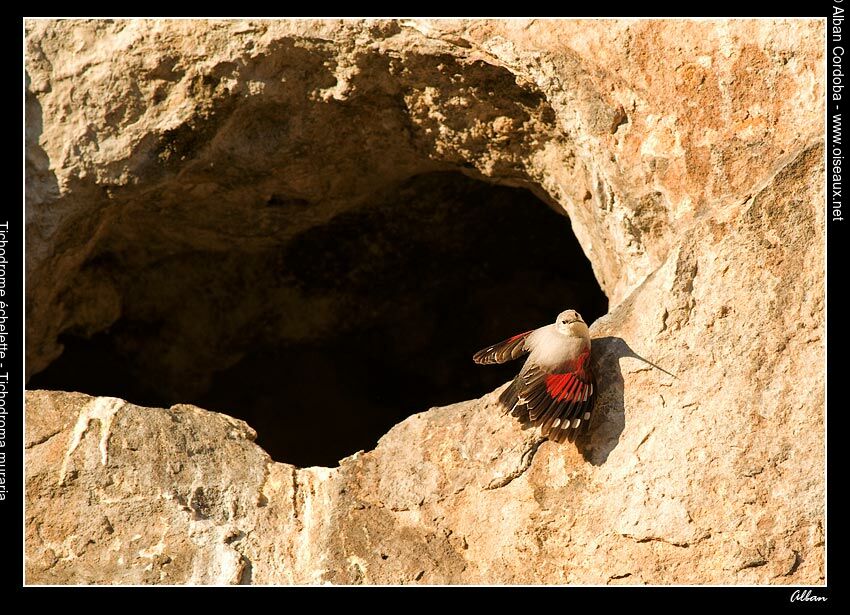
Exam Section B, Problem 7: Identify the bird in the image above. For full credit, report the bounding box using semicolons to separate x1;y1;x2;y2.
473;309;596;443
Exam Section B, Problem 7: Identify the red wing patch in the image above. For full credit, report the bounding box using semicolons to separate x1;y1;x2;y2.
545;373;578;400
515;348;595;443
544;350;592;401
473;330;533;365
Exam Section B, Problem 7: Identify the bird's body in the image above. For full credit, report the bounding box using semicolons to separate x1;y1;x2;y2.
473;309;596;443
525;324;589;369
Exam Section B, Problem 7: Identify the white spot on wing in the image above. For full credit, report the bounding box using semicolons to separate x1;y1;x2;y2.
572;418;581;428
584;412;591;420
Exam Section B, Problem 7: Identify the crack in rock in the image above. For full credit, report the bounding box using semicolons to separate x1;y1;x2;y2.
26;429;61;449
484;436;545;490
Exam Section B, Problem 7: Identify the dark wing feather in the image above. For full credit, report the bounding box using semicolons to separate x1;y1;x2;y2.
512;348;596;444
473;331;533;365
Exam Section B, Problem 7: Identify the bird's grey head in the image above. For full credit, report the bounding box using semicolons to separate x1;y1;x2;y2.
555;309;588;336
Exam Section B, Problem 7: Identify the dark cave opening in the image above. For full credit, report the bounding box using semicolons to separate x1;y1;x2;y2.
28;171;608;467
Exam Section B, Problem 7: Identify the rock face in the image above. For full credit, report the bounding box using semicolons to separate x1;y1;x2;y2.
25;19;824;584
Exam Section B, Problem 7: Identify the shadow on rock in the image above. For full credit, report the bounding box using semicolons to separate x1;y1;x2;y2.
578;336;675;466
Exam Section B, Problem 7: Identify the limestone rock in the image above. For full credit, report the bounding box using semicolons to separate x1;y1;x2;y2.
25;19;824;584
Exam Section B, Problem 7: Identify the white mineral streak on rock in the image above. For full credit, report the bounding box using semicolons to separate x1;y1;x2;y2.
58;396;124;485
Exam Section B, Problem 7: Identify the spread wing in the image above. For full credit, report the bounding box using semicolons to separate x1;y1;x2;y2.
502;348;595;443
472;331;533;365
